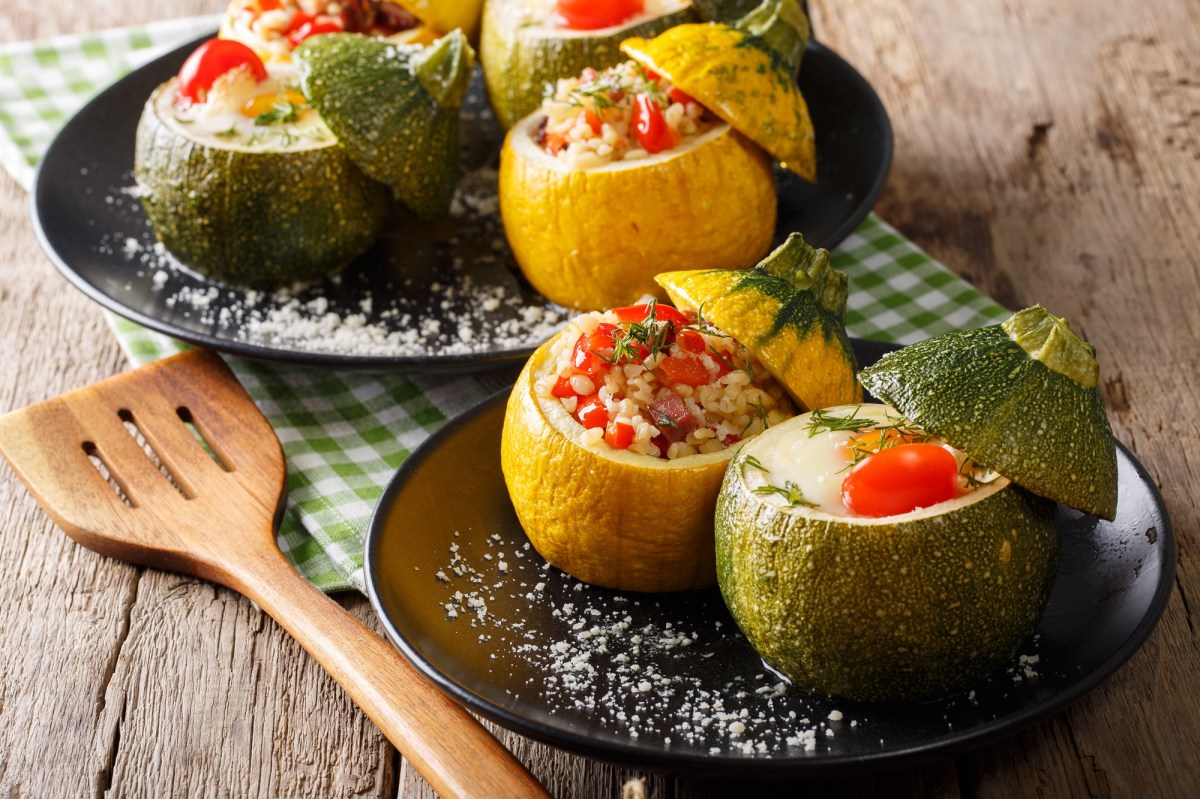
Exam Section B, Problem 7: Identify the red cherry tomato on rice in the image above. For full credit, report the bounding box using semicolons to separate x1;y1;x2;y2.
287;15;345;46
841;443;959;517
178;39;267;103
604;420;635;449
553;0;644;30
610;303;690;326
576;394;609;429
657;355;710;387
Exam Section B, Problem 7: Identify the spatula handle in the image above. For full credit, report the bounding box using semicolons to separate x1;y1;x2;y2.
232;548;549;799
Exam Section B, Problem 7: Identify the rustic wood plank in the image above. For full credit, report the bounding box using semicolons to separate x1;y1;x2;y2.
814;1;1200;797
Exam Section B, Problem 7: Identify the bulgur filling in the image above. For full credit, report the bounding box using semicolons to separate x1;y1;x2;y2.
534;303;795;459
221;0;419;63
534;61;718;168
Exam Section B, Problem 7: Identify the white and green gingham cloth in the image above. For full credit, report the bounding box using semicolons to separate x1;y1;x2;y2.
0;18;1009;593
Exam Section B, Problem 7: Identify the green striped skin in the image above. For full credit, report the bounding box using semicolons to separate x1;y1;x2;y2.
716;439;1059;703
296;32;474;220
479;0;697;131
134;82;388;288
858;319;1118;520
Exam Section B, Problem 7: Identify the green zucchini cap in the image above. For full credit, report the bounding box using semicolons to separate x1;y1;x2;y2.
859;307;1119;520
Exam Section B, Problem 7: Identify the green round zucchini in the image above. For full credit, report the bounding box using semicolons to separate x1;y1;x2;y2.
479;0;698;130
134;79;388;287
715;406;1060;703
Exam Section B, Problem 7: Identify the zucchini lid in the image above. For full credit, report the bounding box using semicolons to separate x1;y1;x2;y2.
619;0;816;179
655;233;862;412
295;31;475;220
858;306;1119;520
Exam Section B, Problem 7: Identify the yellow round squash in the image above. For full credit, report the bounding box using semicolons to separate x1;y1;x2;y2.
500;331;741;592
498;113;777;311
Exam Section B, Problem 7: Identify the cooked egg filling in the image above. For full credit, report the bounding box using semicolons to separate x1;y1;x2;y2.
743;403;997;518
161;63;333;151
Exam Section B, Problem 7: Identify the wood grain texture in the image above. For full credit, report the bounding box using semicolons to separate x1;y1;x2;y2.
1;0;1197;797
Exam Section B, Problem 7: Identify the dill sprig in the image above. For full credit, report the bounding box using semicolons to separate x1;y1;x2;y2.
255;99;307;127
740;398;770;436
740;454;769;478
805;406;874;437
753;480;815;508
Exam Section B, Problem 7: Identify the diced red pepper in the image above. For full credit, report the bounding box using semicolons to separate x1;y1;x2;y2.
551;370;579;398
576;394;609;429
581;108;604;134
658;355;711;387
632;93;678;154
571;325;616;375
610;303;690;326
287;14;345;46
677;329;705;353
603;420;635;450
668;86;696;106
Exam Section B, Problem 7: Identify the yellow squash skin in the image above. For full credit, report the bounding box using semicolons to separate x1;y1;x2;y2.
621;22;817;180
500;333;739;592
499;115;777;311
656;235;862;412
394;0;486;41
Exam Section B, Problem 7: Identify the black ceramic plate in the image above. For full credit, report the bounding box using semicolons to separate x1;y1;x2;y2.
365;339;1175;774
30;35;892;371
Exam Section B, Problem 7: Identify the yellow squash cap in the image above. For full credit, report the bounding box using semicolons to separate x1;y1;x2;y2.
655;233;861;411
620;0;816;179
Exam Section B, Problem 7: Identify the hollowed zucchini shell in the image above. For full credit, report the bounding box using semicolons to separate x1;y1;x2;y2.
133;80;388;287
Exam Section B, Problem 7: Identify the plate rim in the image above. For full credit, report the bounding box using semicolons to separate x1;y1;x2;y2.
364;340;1176;774
29;35;892;372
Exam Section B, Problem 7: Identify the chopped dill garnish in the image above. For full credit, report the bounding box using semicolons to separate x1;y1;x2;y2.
740;454;769;478
753;480;815;508
740;398;770;436
213;124;239;139
805;406;874;437
255;99;306;127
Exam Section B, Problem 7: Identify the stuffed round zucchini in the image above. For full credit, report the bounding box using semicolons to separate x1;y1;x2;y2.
499;59;776;310
717;403;1059;703
501;237;861;592
480;0;699;130
134;39;388;287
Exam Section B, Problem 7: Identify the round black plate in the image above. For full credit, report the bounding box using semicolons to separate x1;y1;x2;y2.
30;35;892;371
365;339;1175;773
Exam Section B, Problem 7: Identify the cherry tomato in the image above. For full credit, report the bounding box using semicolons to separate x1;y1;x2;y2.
288;14;345;46
610;303;690;326
657;356;711;387
177;39;267;103
676;329;705;353
841;443;960;518
604;420;635;449
553;0;644;30
576;394;609;429
632;93;678;154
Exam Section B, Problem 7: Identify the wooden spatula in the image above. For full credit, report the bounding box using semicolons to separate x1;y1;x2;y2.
0;349;548;799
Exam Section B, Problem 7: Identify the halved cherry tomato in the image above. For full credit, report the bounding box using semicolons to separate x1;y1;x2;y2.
657;356;711;387
553;0;644;30
603;420;635;449
177;39;267;103
677;329;705;353
288;14;345;46
667;86;696;106
632;93;678;154
841;443;959;518
576;394;609;429
610;303;690;326
259;0;281;9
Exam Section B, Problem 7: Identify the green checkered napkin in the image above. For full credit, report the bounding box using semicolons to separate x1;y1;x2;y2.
0;19;1008;593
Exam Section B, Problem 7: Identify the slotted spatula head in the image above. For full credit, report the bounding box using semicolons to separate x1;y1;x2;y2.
0;349;286;586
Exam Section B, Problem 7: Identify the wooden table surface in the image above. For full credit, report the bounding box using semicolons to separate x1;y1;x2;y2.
1;0;1197;796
